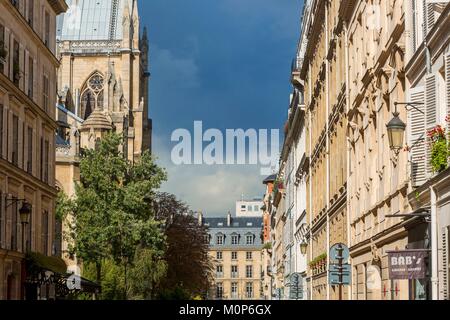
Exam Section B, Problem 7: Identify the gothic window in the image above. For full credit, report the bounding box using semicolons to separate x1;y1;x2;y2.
80;72;105;120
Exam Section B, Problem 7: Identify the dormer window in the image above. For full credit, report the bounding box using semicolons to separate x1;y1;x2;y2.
246;234;254;245
231;234;239;245
216;234;224;245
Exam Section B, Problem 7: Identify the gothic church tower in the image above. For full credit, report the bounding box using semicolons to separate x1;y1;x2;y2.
56;0;151;160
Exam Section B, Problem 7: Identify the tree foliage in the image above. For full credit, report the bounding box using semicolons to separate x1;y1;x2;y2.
152;193;213;299
62;133;167;296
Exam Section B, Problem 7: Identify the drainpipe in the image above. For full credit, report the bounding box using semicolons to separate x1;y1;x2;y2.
430;186;439;300
324;2;330;301
308;64;313;301
344;20;352;301
424;25;437;300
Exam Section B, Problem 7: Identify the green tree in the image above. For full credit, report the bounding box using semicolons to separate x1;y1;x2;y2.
65;133;167;297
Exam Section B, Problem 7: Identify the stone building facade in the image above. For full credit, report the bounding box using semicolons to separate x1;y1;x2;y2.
0;0;67;300
54;0;151;272
299;0;349;300
345;0;411;300
202;213;264;300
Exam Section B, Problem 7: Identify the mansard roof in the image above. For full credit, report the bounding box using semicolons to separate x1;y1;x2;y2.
57;0;134;41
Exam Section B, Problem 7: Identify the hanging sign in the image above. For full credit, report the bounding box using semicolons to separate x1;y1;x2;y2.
387;250;428;280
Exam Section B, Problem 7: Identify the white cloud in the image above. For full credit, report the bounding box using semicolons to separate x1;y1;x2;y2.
153;134;267;217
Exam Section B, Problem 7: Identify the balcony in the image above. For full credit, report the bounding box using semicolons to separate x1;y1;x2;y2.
291;56;302;88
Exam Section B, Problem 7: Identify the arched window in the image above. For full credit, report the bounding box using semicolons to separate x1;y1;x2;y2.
80;72;105;120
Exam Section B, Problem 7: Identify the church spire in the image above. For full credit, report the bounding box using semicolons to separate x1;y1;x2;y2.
122;0;131;48
132;0;140;49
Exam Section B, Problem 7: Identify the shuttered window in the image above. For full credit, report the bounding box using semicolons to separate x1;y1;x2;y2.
12;115;19;166
41;210;49;255
425;1;449;34
408;87;426;186
425;74;438;177
27;126;33;174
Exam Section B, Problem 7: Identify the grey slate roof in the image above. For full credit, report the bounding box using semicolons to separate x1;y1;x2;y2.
57;0;133;41
203;216;263;249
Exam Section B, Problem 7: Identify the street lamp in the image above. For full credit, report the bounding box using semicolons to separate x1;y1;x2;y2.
386;102;425;152
300;240;308;255
386;111;406;152
19;202;32;253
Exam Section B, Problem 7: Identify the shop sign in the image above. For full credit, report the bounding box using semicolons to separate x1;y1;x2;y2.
387;250;428;280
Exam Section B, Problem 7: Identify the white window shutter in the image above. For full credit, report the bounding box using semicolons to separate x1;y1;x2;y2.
426;1;450;33
446;53;450;134
440;227;449;300
425;74;437;177
408;87;426;186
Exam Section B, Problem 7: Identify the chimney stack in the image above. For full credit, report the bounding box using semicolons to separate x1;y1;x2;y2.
198;211;203;226
227;211;232;226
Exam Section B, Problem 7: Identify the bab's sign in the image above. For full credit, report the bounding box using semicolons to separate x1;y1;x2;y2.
387;250;428;280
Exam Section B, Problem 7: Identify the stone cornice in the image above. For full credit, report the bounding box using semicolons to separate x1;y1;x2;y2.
47;0;69;15
0;159;58;196
300;0;326;79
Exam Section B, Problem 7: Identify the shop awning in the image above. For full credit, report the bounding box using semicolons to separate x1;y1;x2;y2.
26;252;67;274
25;252;101;296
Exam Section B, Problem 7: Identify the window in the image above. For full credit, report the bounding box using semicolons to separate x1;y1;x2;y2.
231;265;238;278
26;126;33;174
11;196;18;251
12;115;19;166
216;251;222;260
80;72;104;119
216;283;223;299
246;282;253;298
247;205;252;211
204;234;210;244
241;205;246;210
231;282;238;299
216;234;224;245
231;234;239;245
0;191;3;248
28;57;33;98
254;205;259;212
231;251;238;260
27;204;32;252
28;0;34;26
42;75;49;112
246;265;253;278
216;265;223;278
0;104;3;157
43;140;49;183
44;11;50;47
246;252;253;260
0;23;5;74
41;210;49;255
13;40;20;86
246;234;254;245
